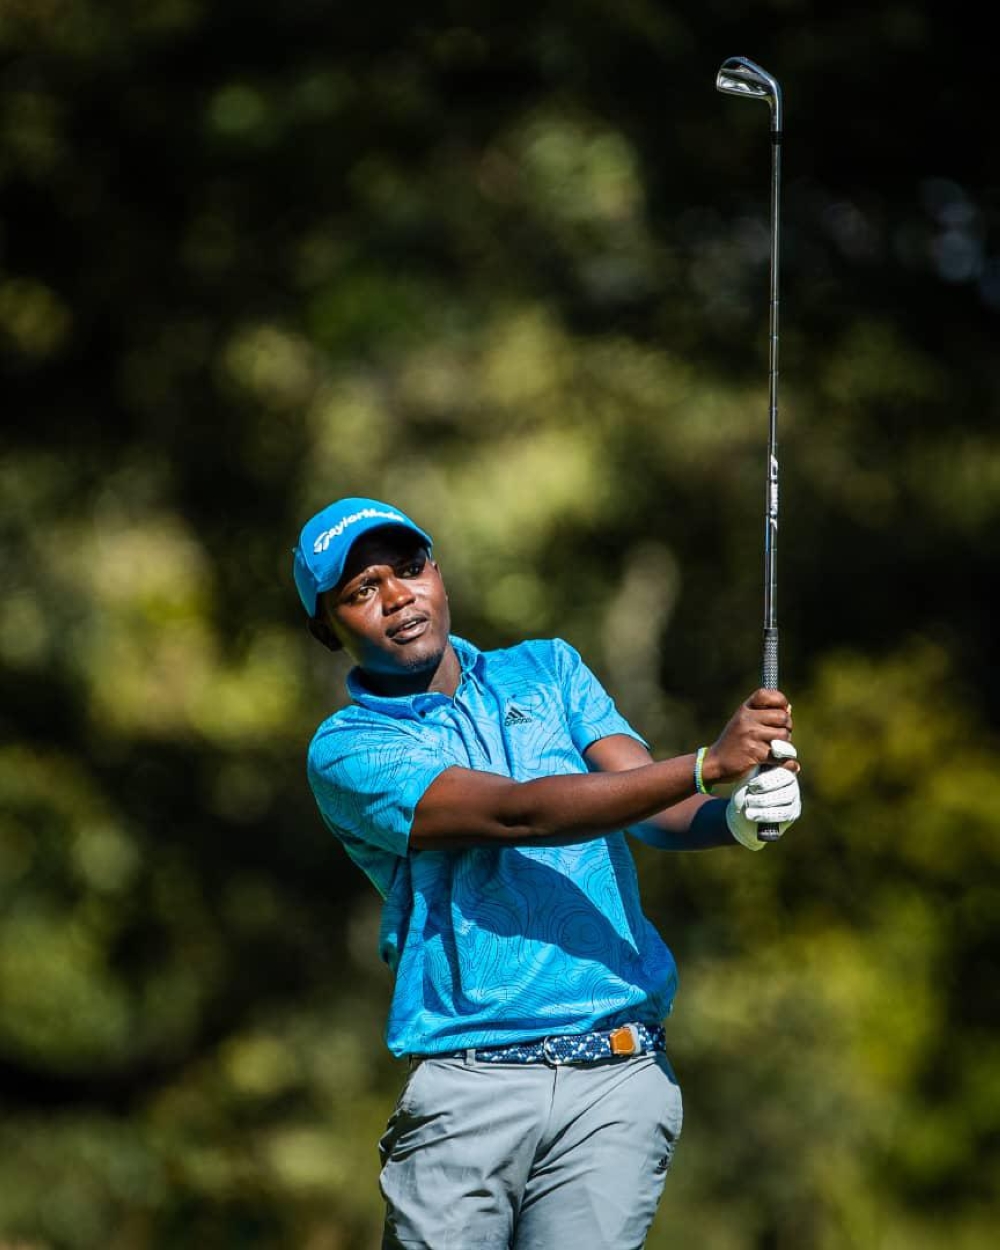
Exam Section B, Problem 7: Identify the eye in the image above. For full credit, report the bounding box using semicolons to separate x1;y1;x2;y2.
348;582;376;604
400;556;426;577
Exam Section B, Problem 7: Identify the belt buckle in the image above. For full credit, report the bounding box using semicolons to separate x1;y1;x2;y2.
541;1036;563;1066
609;1024;641;1057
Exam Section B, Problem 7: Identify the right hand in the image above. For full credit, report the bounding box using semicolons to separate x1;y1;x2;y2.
700;688;797;789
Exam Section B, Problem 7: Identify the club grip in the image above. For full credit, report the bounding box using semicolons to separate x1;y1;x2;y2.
758;625;782;842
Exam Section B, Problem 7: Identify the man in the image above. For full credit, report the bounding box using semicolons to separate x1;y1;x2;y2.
293;495;802;1250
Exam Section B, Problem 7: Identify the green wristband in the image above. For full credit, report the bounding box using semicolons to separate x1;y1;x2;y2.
694;746;712;795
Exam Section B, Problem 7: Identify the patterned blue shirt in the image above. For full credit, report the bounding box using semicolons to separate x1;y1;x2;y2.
307;635;678;1056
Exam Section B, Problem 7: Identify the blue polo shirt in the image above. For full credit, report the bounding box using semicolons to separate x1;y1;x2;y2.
307;635;678;1056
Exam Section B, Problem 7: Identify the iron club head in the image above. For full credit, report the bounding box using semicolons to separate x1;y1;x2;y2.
716;56;782;133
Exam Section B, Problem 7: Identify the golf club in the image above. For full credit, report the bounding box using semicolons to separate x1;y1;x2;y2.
716;56;784;841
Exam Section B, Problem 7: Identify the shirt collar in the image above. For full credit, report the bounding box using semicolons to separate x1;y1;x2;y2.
345;635;483;718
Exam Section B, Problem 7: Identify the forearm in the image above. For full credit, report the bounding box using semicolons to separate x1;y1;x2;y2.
411;755;705;850
628;795;734;851
510;755;707;843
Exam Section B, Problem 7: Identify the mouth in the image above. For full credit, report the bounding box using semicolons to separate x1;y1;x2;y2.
387;615;429;643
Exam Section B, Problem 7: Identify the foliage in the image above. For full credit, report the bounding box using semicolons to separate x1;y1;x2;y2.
1;1;998;1246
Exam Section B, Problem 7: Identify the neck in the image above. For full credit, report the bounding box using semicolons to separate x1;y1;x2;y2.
360;641;462;699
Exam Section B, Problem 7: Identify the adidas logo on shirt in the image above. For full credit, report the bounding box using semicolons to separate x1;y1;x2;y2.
503;704;532;727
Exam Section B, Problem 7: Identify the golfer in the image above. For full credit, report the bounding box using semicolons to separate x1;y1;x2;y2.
293;496;802;1250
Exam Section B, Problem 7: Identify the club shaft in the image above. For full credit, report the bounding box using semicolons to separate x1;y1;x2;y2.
715;58;786;839
765;136;780;640
764;131;780;643
758;112;783;842
716;56;785;841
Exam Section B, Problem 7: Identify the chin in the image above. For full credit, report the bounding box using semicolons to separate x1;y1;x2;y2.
395;640;446;672
367;634;443;674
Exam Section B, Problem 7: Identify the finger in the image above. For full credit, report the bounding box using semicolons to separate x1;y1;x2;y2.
745;787;801;822
748;767;799;795
746;720;791;748
745;784;801;815
747;803;798;825
755;710;792;728
747;688;791;710
746;791;798;818
770;739;797;761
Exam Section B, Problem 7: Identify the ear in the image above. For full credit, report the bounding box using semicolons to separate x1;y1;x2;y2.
307;616;343;652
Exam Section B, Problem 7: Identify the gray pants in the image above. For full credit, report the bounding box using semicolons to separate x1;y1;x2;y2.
379;1051;683;1249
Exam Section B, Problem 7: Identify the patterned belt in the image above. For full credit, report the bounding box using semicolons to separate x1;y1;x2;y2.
423;1022;666;1066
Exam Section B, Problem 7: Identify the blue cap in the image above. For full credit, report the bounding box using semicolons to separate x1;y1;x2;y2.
292;497;433;617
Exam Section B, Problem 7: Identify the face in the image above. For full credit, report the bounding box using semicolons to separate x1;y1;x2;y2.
318;528;453;691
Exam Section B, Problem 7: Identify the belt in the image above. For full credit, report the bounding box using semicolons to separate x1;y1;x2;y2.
418;1022;666;1066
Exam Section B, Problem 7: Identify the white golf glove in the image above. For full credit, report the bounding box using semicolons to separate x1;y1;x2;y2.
726;740;801;850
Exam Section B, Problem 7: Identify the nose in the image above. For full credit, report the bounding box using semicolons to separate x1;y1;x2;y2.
381;575;415;614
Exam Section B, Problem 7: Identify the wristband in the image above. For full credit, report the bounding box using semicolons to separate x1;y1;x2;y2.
694;746;712;795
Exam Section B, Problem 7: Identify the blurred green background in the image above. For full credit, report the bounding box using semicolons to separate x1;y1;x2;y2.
2;2;998;1247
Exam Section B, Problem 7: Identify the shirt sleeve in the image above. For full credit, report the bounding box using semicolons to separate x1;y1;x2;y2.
553;639;649;755
307;715;456;857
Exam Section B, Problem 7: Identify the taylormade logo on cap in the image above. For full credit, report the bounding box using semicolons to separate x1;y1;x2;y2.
313;508;408;554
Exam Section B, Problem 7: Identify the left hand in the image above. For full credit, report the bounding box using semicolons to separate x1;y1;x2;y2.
726;741;802;850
